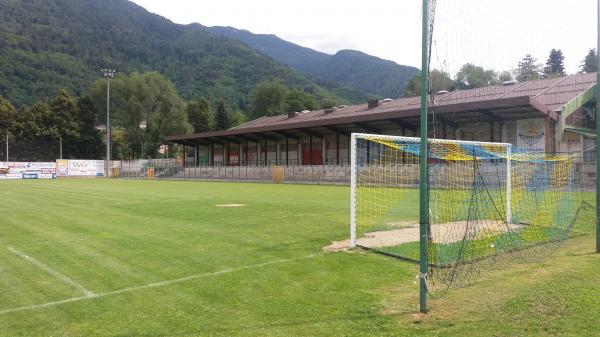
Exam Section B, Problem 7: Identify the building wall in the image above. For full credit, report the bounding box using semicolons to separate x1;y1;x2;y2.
560;132;583;154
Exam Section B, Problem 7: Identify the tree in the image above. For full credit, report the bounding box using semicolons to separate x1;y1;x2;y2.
0;96;17;139
580;49;597;74
14;104;41;139
31;101;51;138
544;49;566;77
454;63;498;89
286;89;318;112
186;98;213;133
231;111;247;128
426;69;453;93
498;71;513;83
47;90;81;158
515;54;542;82
214;100;230;131
10;103;48;161
250;80;289;118
320;97;338;110
90;72;191;159
404;69;454;97
74;96;104;158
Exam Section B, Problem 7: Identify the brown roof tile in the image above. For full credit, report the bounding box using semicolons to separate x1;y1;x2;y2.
169;73;596;142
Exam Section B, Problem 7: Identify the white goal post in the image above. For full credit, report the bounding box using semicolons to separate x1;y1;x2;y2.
349;132;512;248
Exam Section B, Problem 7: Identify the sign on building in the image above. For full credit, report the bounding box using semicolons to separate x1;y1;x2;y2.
517;118;545;151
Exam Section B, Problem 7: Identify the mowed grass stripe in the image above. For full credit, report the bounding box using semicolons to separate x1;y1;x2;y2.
14;209;338;292
0;253;319;315
1;179;597;336
2;180;351;298
7;247;95;297
3;180;347;247
0;248;86;310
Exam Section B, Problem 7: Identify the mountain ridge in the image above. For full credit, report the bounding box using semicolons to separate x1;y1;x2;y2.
207;25;420;98
0;0;364;109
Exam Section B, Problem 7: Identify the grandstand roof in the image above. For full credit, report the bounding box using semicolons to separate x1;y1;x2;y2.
168;73;596;144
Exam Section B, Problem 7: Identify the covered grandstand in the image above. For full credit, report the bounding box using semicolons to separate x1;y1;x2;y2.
168;73;597;167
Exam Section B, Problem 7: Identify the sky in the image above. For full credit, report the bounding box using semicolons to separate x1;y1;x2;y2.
131;0;596;74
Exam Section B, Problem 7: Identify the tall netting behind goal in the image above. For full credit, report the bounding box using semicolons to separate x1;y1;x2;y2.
351;133;590;292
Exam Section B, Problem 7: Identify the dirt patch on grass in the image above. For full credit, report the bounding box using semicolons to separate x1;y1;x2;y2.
216;204;247;207
323;220;521;252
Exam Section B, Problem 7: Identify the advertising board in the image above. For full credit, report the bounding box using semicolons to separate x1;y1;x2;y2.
0;162;57;179
56;160;105;177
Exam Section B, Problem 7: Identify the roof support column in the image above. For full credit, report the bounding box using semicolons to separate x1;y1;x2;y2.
285;136;289;166
263;137;268;166
297;139;302;166
347;134;351;165
322;136;326;165
544;115;551;153
209;143;214;167
276;138;280;165
256;140;260;166
336;132;340;165
309;134;313;165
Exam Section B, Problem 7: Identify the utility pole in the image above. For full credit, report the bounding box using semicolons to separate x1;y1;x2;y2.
101;69;116;178
5;132;8;162
59;136;63;160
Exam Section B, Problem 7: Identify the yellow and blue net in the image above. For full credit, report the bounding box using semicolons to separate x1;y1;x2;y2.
354;134;592;292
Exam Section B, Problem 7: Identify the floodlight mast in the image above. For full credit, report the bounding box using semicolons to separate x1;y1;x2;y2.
101;69;115;178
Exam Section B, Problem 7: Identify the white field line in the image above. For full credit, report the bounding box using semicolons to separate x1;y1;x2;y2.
7;247;96;297
0;253;319;315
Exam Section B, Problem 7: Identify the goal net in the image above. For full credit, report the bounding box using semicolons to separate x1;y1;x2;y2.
350;133;587;291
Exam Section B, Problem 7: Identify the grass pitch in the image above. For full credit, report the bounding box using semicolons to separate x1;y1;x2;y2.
0;179;598;336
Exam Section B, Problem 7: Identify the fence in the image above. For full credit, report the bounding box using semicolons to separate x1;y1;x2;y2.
0;157;595;187
114;160;352;184
111;159;597;187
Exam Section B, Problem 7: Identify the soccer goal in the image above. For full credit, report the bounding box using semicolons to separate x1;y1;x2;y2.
350;132;582;291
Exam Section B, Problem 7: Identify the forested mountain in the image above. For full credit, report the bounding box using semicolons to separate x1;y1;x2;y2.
0;0;360;109
208;26;420;99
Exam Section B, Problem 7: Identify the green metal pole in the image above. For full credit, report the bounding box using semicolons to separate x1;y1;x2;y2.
596;0;600;253
419;0;430;313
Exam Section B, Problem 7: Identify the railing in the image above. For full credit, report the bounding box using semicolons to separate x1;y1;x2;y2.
116;159;352;183
112;157;597;187
184;159;351;167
